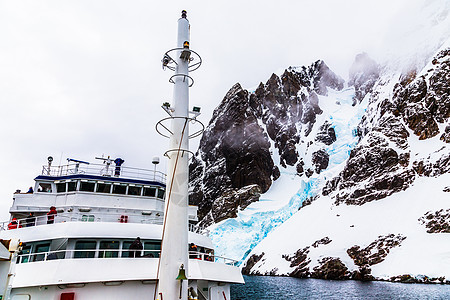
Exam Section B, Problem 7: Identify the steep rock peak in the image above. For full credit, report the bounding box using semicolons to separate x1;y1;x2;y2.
349;52;380;104
289;60;345;96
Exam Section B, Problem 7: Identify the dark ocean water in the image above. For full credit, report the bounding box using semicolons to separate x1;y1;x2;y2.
231;276;450;300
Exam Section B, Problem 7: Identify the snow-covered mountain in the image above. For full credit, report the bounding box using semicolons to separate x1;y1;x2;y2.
189;2;450;283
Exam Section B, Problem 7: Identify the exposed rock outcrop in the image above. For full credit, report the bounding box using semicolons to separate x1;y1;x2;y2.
347;234;406;270
315;121;337;145
283;247;310;278
311;257;350;280
419;209;450;233
241;252;265;275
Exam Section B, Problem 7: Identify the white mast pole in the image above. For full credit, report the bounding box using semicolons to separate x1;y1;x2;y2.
157;11;190;300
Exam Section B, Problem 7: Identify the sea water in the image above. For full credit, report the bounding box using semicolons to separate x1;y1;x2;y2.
231;276;450;299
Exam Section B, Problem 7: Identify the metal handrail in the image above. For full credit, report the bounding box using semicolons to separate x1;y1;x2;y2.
16;249;239;266
1;213;207;236
188;251;239;266
41;163;166;183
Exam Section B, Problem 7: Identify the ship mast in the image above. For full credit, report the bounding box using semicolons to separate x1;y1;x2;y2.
156;10;203;300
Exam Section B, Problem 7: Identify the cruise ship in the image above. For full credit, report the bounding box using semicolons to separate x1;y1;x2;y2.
0;11;244;300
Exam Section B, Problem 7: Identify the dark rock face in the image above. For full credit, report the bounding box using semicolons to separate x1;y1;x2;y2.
412;149;450;177
312;149;329;174
190;61;344;225
347;234;406;275
189;83;274;225
441;126;450;143
315;121;336;145
349;53;380;104
311;257;350;280
311;237;332;248
393;48;450;140
419;209;450;233
330;132;415;205
283;247;310;278
390;274;448;284
202;185;262;226
241;252;265;275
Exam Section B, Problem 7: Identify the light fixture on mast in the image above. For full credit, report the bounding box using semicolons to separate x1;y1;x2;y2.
152;157;160;180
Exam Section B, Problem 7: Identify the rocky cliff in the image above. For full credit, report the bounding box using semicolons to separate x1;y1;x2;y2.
189;60;344;226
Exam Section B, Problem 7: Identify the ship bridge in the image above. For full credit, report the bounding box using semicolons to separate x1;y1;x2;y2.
6;161;200;231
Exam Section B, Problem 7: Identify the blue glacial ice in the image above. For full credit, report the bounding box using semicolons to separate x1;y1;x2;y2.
210;87;366;264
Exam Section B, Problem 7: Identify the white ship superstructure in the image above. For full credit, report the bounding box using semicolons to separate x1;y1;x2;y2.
0;11;243;300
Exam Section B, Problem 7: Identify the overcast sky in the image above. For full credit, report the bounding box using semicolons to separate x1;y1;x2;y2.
0;0;448;220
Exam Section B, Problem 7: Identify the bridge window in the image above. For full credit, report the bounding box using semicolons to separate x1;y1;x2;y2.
157;189;165;199
56;182;66;193
143;187;156;197
112;183;127;195
38;182;52;193
74;240;97;258
99;241;119;258
97;183;112;193
128;185;142;196
80;181;95;192
67;181;77;192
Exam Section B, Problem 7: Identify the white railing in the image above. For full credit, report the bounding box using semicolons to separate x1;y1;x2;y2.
17;249;161;263
1;213;208;236
41;163;166;183
189;251;239;266
16;249;239;266
0;212;163;231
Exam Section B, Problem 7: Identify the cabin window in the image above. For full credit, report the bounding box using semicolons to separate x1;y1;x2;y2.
99;240;120;258
80;181;95;192
157;189;165;199
96;183;112;193
81;215;95;222
74;240;97;258
38;182;52;193
121;241;133;257
112;183;127;195
128;185;142;196
67;181;77;192
32;243;50;262
56;182;66;193
143;241;161;258
143;187;156;197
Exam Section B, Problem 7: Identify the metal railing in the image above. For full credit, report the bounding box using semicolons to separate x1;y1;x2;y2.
188;251;239;266
16;249;239;266
17;249;161;264
42;163;166;183
1;213;208;236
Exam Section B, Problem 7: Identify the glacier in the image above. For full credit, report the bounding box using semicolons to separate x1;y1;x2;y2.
209;86;368;264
